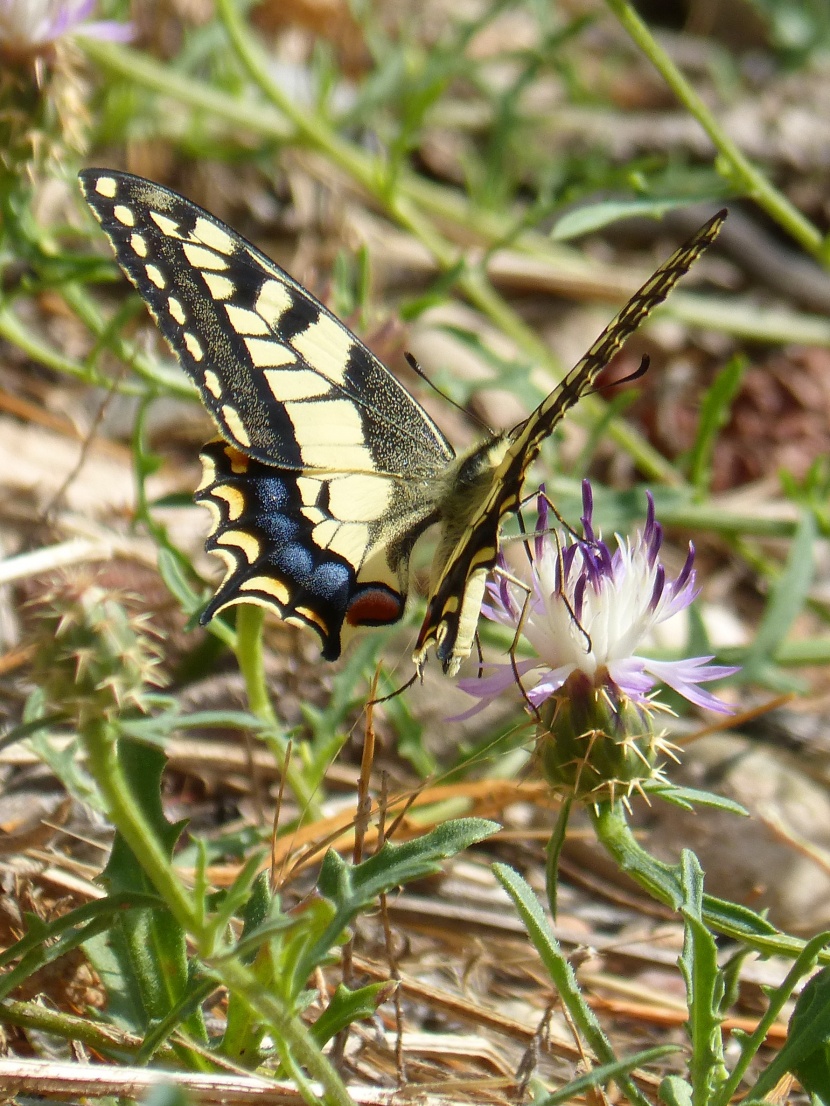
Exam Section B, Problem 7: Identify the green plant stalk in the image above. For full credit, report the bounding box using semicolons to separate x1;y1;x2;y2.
3;203;196;399
591;802;827;963
218;0;681;484
62;282;197;398
0;998;175;1061
214;955;354;1106
712;931;830;1106
82;718;345;1097
76;35;830;357
603;0;825;261
80;716;200;936
0;304;117;387
233;605;319;816
234;605;277;727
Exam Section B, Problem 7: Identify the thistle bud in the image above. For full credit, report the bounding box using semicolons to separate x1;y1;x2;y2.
535;669;672;803
31;577;163;727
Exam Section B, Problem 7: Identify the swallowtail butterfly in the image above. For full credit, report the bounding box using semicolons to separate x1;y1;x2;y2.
80;170;724;675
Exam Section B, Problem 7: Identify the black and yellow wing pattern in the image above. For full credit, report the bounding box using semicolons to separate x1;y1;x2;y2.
80;169;724;675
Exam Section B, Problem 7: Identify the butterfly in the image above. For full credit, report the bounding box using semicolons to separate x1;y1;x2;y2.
80;169;725;676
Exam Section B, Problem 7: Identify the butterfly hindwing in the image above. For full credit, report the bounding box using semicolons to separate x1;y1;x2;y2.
197;441;442;658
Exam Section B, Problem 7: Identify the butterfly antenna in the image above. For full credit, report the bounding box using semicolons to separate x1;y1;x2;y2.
403;351;492;433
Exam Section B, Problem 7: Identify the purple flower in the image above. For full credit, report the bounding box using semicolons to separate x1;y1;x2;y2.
458;481;737;718
0;0;132;55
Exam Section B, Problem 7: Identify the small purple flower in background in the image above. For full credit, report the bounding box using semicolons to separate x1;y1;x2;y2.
0;0;132;180
459;481;738;802
0;0;131;57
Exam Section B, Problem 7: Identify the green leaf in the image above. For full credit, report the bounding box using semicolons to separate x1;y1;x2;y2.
157;546;203;616
0;712;66;750
678;851;727;1098
785;966;830;1104
659;1074;694;1106
688;355;746;494
311;982;394;1045
712;931;830;1105
0;894;158;1003
551;198;711;241
644;783;748;817
317;818;498;907
296;819;497;987
96;740;203;1047
592;804;793;956
545;797;572;919
399;258;467;321
538;1045;680;1104
741;510;817;681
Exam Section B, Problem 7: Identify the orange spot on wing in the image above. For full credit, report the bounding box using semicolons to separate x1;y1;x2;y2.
346;588;404;627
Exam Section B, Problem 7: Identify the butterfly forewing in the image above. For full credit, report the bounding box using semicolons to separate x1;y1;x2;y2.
79;170;453;477
413;208;727;675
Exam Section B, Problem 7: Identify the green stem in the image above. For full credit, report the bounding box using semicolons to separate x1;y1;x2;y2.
235;605;277;727
234;605;319;817
81;717;339;1093
712;931;830;1106
214;956;354;1106
62;282;197;398
604;0;825;260
0;998;174;1061
591;802;829;963
0;304;112;386
80;717;199;935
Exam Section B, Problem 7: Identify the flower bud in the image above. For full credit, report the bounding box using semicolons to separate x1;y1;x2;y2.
536;669;670;803
31;577;164;727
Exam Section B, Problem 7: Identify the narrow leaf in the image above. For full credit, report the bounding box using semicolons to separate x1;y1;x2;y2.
742;511;817;680
689;356;746;493
551;197;718;241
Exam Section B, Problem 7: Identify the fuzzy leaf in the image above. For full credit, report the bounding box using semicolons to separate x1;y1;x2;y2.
659;1074;694;1106
679;852;726;1098
94;740;200;1046
311;982;395;1045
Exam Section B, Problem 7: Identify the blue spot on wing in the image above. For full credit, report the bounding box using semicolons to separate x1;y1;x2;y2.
196;441;402;659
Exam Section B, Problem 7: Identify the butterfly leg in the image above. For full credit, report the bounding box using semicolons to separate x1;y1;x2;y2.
491;563;540;720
